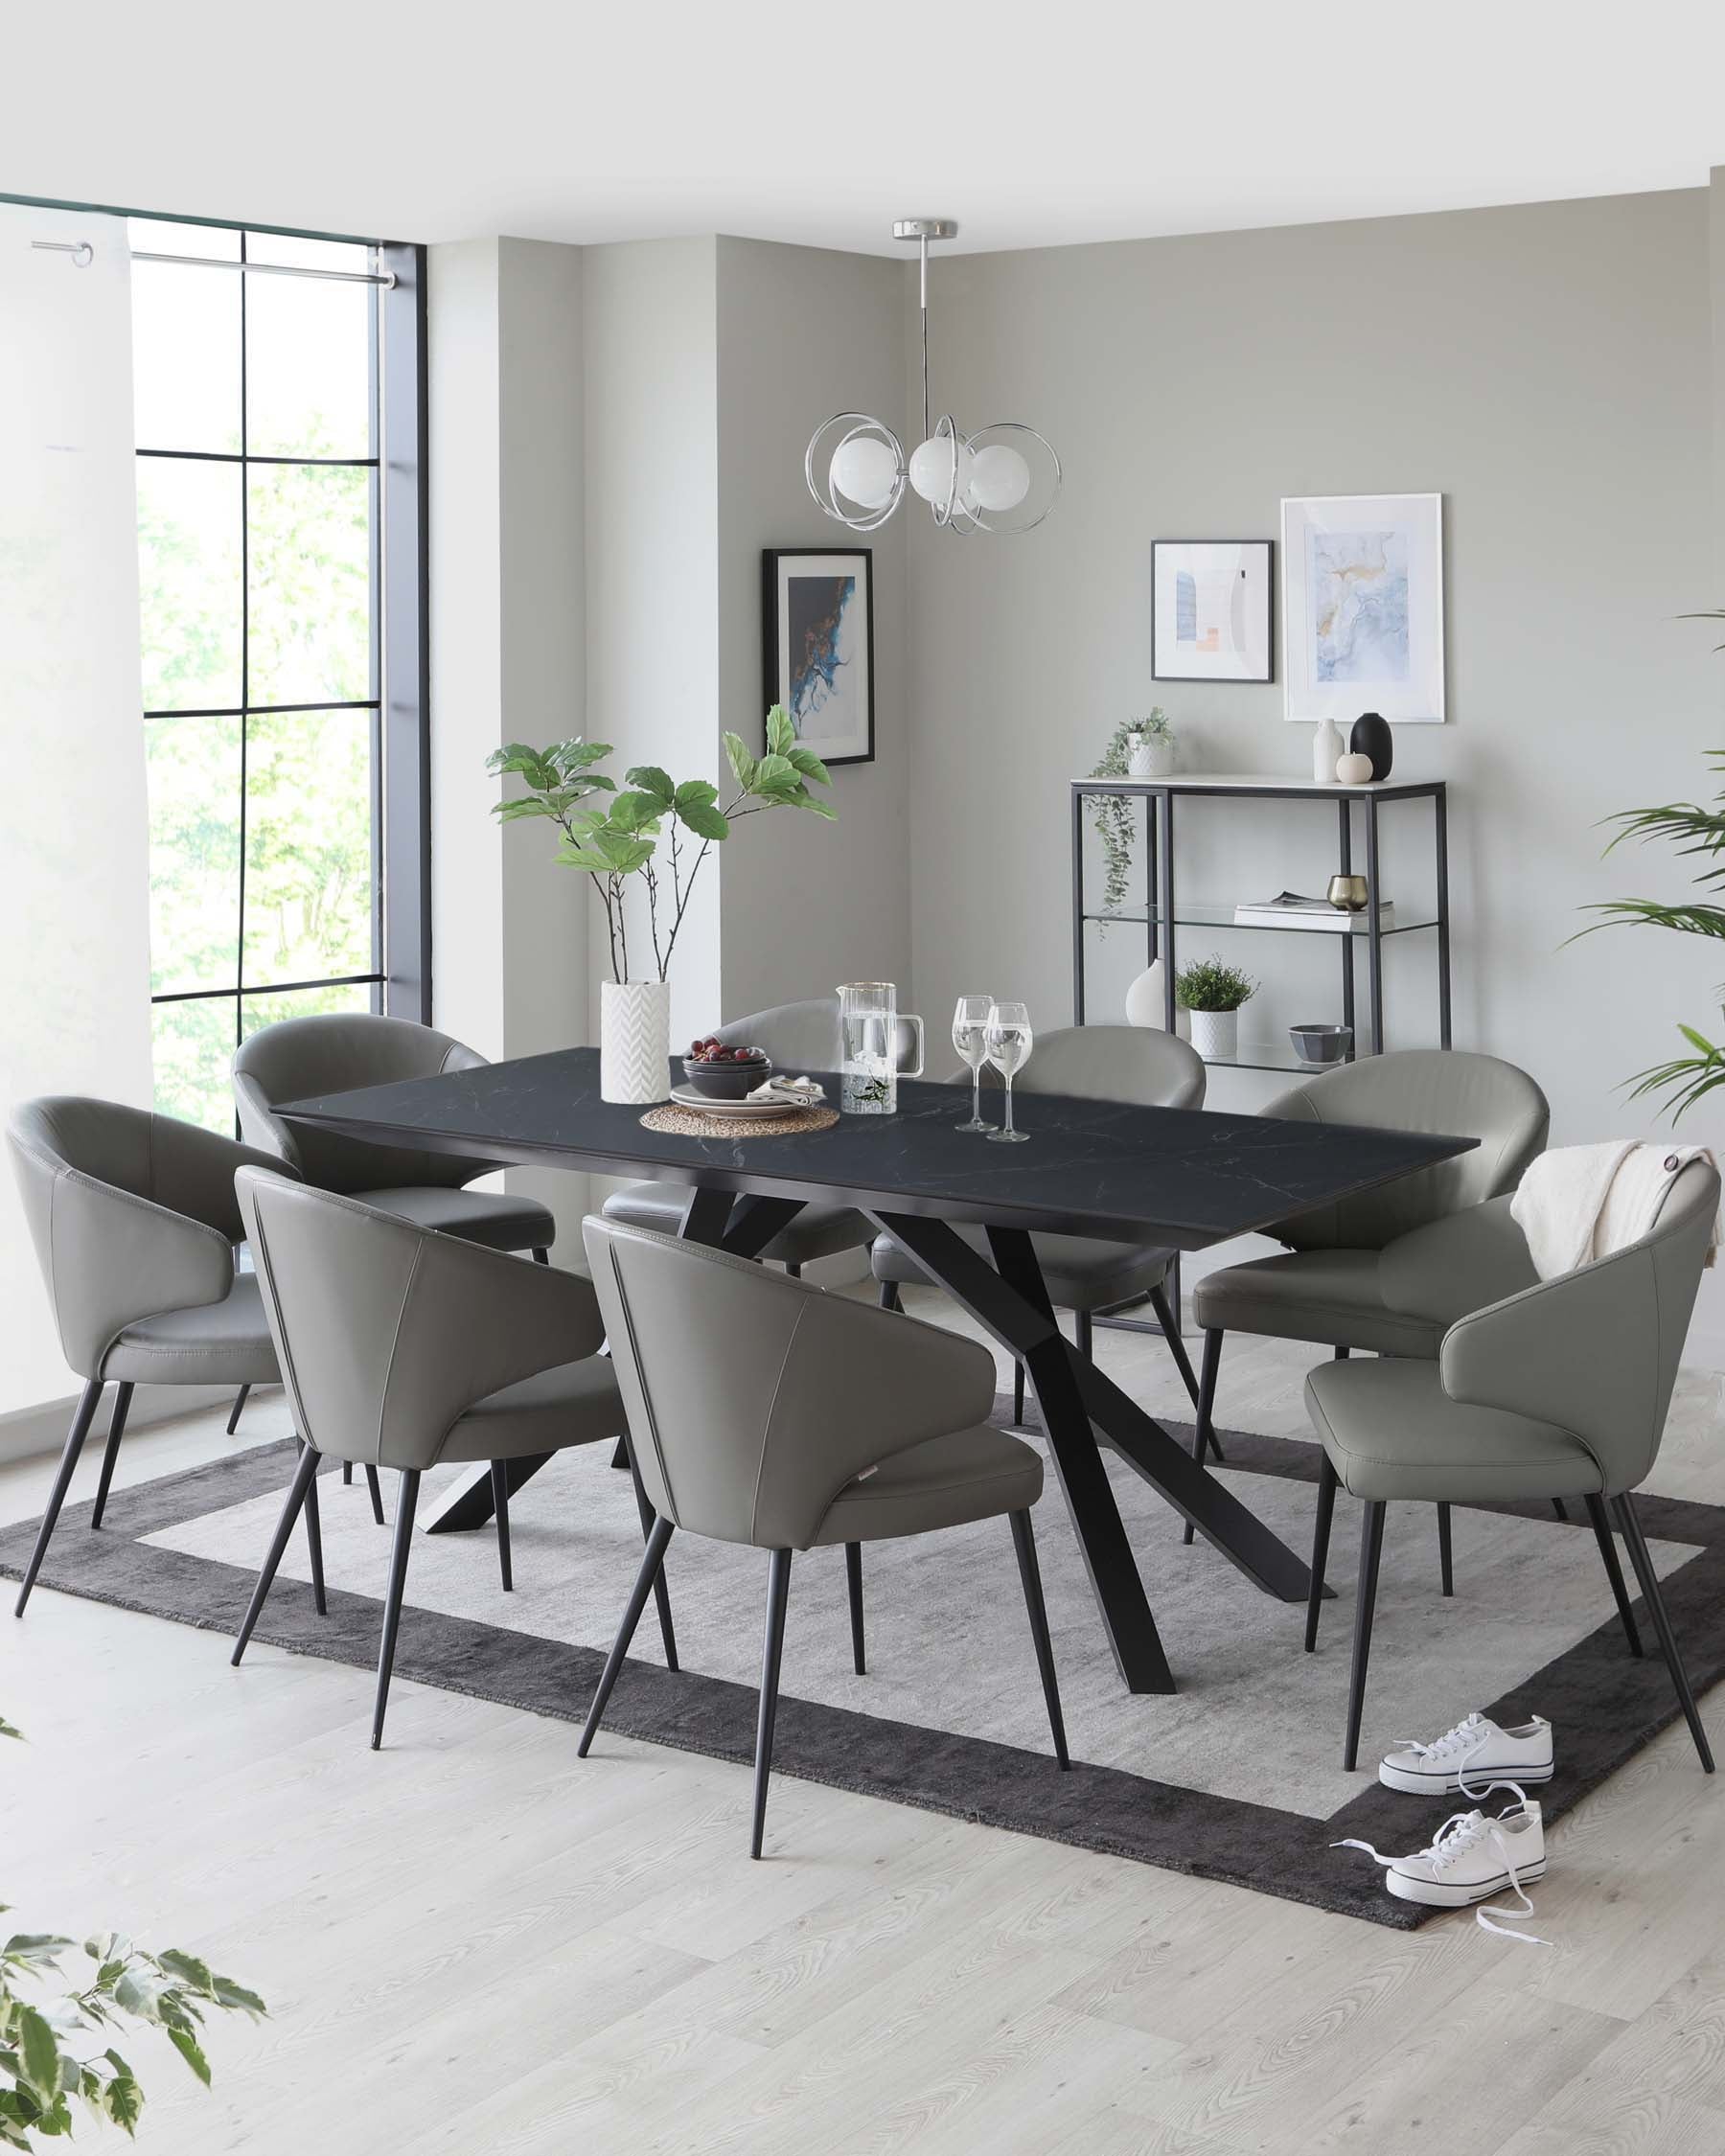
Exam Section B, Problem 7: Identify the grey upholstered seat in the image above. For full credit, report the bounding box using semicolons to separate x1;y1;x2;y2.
871;1025;1206;1422
233;1011;556;1254
602;997;919;1270
1303;1159;1719;1773
580;1216;1070;1856
231;1172;653;1748
6;1097;286;1615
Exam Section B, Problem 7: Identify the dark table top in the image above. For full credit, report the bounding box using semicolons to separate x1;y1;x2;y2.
281;1046;1476;1250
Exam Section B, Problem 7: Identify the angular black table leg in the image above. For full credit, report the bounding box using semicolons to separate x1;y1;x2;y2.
422;1185;807;1534
872;1211;1174;1693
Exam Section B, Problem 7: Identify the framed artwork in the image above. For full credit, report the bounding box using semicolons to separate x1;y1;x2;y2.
762;548;874;768
1281;493;1445;723
1151;539;1273;681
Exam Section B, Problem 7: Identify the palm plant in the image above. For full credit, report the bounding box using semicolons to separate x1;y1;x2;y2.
1580;610;1725;1119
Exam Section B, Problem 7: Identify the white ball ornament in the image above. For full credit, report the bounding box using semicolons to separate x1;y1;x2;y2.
829;435;899;511
1335;752;1375;786
908;433;976;509
967;443;1032;514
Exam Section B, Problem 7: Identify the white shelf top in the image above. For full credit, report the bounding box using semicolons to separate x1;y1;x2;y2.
1080;771;1426;793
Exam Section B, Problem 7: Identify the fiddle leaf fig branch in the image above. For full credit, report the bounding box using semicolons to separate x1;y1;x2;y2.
487;707;835;986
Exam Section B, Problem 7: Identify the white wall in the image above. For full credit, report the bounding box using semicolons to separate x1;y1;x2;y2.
0;206;154;1419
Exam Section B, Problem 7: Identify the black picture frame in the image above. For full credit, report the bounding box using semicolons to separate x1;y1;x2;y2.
1151;539;1274;684
762;547;875;768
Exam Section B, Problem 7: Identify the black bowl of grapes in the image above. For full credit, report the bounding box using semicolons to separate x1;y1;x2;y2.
681;1037;773;1101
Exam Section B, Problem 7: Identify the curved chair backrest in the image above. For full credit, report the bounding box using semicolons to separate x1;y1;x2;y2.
7;1097;269;1378
1001;1024;1206;1111
1441;1158;1718;1493
713;997;921;1074
236;1168;603;1469
234;1012;489;1195
1262;1050;1549;1251
584;1214;996;1549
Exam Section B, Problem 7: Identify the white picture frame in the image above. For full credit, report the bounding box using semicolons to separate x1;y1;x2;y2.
1280;493;1445;723
1151;539;1273;682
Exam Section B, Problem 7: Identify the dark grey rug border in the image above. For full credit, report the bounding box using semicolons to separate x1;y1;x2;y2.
6;1409;1722;1933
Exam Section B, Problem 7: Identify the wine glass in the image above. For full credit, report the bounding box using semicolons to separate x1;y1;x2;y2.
985;1001;1033;1144
952;995;994;1130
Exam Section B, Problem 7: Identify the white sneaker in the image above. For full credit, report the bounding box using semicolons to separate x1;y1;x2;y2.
1378;1711;1552;1797
1335;1797;1550;1943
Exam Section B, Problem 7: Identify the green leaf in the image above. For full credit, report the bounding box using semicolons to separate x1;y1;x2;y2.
485;744;555;787
100;2055;143;2135
555;846;621;874
797;797;839;820
2;1937;71;1972
16;2005;61;2099
586;829;656;874
675;799;730;842
0;1715;19;1741
674;779;718;813
766;705;795;758
786;746;832;786
156;1950;214;1996
723;733;757;791
546;738;612;775
166;2025;211;2087
209;1976;267;2019
493;796;554;821
752;753;796;791
607;791;664;836
623;765;676;807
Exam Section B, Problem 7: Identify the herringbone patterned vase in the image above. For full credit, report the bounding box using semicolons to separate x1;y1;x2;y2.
601;979;671;1104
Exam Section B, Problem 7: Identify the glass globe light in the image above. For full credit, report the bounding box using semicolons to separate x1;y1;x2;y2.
829;434;899;511
967;443;1032;515
908;432;976;508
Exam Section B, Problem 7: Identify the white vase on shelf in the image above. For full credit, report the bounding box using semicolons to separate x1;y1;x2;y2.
600;978;671;1104
1311;717;1343;784
1128;733;1174;778
1186;1008;1239;1062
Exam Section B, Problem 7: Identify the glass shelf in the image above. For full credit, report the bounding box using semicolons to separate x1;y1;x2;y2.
1083;901;1437;936
1192;1039;1360;1075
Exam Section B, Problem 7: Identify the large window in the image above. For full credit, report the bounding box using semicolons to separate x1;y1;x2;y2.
130;218;406;1131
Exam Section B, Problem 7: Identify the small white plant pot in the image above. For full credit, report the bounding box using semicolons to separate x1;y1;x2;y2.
1186;1007;1239;1063
1129;737;1174;778
600;978;671;1104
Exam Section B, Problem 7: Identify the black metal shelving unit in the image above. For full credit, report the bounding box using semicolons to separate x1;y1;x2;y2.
1070;774;1452;1067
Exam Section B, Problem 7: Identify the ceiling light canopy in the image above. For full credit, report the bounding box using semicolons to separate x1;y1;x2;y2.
805;218;1060;538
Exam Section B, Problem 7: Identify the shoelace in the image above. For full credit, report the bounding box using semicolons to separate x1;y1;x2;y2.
1390;1712;1500;1800
1334;1788;1551;1946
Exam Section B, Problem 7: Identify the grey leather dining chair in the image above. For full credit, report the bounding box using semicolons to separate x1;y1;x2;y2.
871;1025;1208;1422
230;1012;558;1475
231;1170;665;1749
1304;1159;1719;1774
601;997;919;1274
1186;1049;1550;1559
6;1098;289;1616
580;1217;1070;1858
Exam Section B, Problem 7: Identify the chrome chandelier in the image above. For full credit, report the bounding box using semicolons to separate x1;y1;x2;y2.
805;218;1061;537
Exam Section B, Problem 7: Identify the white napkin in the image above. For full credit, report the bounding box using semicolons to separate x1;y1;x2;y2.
1510;1140;1719;1279
747;1074;825;1106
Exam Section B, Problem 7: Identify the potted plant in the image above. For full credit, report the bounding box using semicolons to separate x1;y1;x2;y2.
1175;954;1257;1063
488;708;835;1102
1085;712;1177;917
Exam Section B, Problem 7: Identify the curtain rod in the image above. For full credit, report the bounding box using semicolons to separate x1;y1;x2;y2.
30;238;396;289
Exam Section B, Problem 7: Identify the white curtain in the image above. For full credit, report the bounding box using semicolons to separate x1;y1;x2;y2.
0;204;154;1417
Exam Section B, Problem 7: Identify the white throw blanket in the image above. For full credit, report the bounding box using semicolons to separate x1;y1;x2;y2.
1510;1141;1719;1280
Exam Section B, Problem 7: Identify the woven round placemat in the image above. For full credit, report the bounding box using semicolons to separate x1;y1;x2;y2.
639;1103;840;1138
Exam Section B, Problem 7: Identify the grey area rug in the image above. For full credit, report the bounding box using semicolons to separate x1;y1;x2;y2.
5;1402;1721;1929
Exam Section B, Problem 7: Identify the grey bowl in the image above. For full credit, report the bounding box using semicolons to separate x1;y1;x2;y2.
1289;1023;1352;1067
681;1053;772;1100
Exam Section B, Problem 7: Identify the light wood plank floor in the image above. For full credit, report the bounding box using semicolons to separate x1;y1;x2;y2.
4;1296;1723;2156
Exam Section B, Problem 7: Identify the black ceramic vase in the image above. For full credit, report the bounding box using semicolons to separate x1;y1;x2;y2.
1350;711;1392;781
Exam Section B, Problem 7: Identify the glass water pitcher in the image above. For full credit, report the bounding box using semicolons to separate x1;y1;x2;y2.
837;982;925;1114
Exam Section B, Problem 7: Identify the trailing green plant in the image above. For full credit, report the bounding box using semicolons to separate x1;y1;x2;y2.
1;1719;264;2146
1575;611;1725;1120
1084;712;1174;918
487;707;835;985
1175;954;1257;1014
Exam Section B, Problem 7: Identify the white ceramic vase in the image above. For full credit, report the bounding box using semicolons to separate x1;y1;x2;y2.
600;978;671;1104
1129;735;1174;778
1186;1007;1239;1062
1311;717;1343;784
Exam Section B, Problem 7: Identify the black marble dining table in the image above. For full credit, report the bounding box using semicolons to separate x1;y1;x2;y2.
280;1047;1474;1695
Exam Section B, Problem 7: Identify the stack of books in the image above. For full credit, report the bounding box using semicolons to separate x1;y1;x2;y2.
1232;890;1393;932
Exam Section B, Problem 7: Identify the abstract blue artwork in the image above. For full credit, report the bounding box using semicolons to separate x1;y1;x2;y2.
787;574;856;727
1311;529;1410;682
766;549;874;766
1281;494;1443;722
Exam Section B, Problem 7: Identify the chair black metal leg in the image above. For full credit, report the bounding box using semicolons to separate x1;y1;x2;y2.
531;1247;550;1265
784;1261;801;1280
14;1379;104;1616
492;1461;513;1591
1585;1493;1643;1658
1011;1509;1070;1768
878;1279;901;1313
303;1450;327;1616
1183;1327;1225;1546
1344;1501;1387;1771
1616;1493;1714;1772
343;1461;353;1484
1149;1284;1203;1413
1306;1454;1338;1652
610;1434;632;1470
364;1465;385;1525
580;1515;676;1757
1552;1499;1570;1523
845;1541;865;1674
1012;1361;1025;1426
231;1441;320;1662
752;1548;794;1859
225;1385;251;1436
372;1469;421;1751
1437;1502;1454;1596
1074;1311;1093;1361
89;1381;134;1531
623;1446;678;1671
